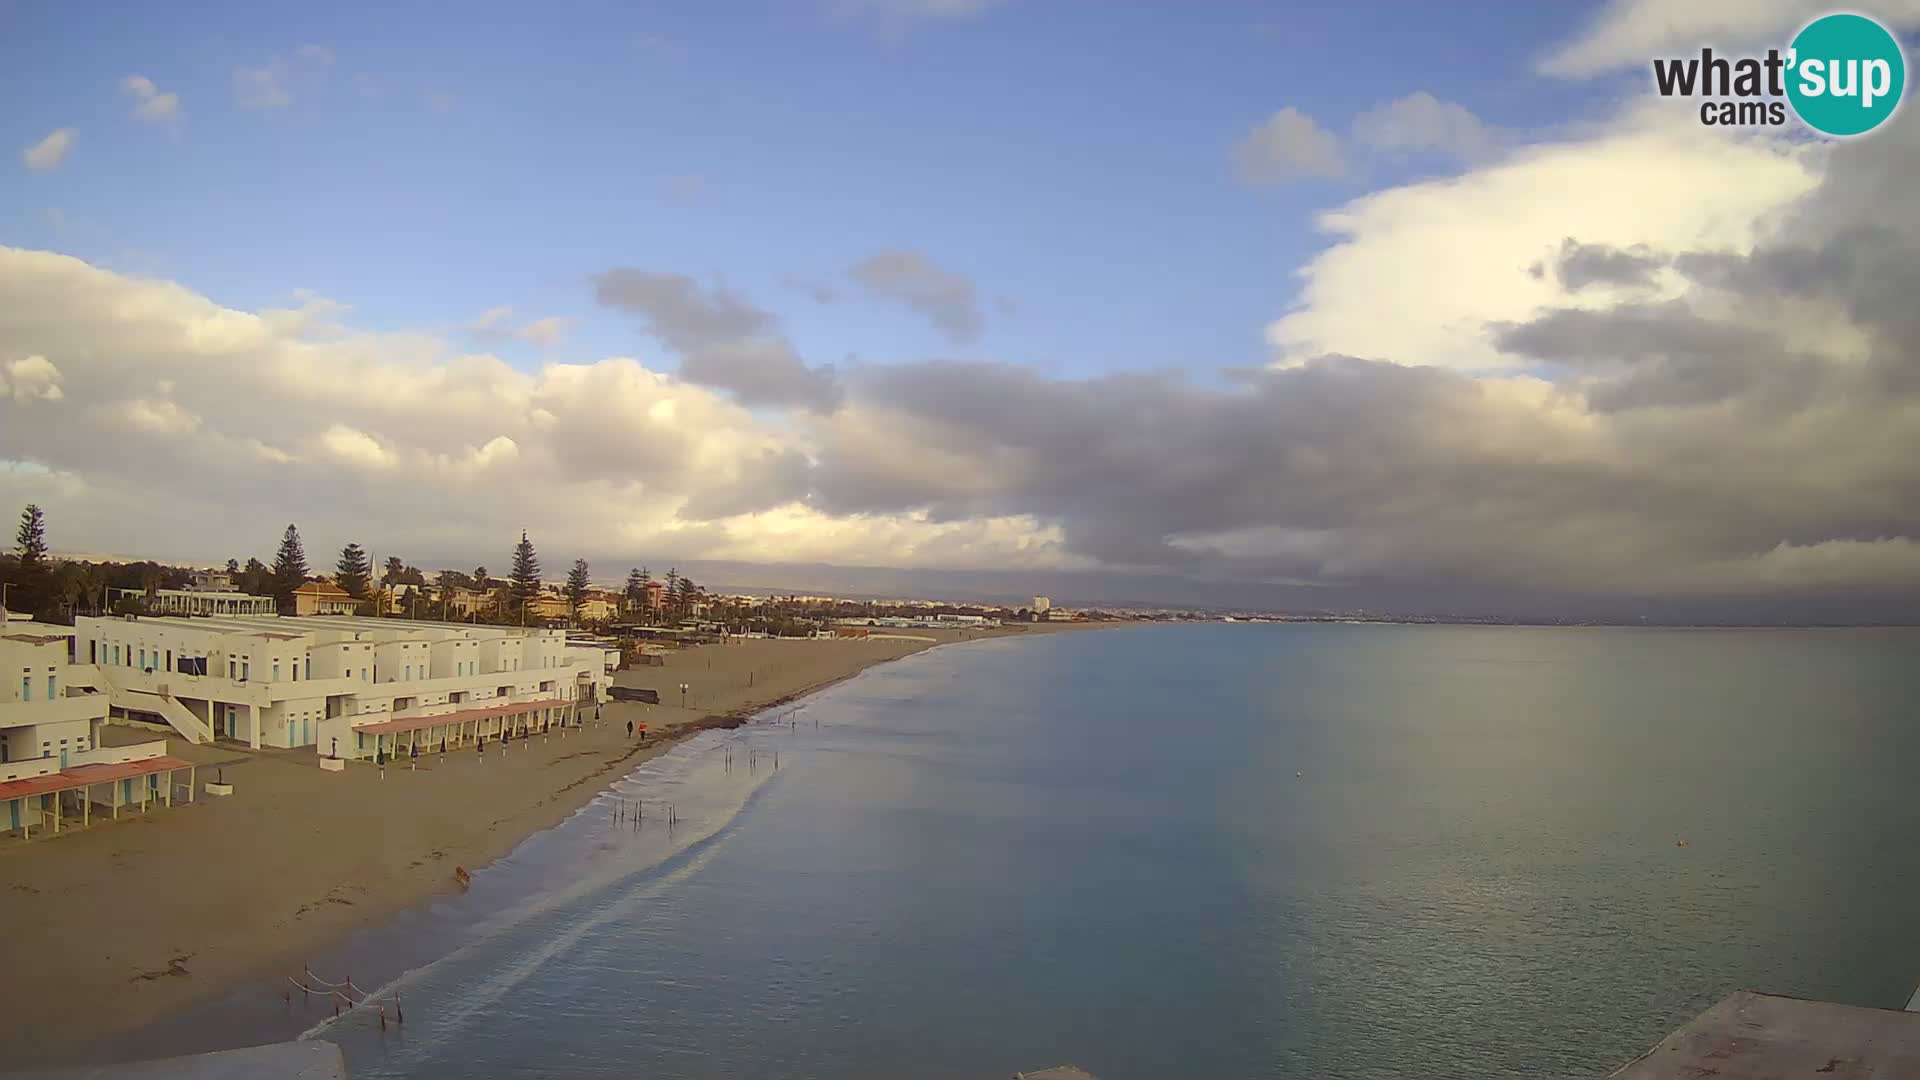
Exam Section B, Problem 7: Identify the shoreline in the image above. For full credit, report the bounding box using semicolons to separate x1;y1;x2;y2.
0;623;1108;1070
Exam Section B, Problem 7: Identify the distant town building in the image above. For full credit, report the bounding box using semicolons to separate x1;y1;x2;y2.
292;581;358;617
1032;596;1052;615
524;594;569;621
115;588;278;617
187;570;236;593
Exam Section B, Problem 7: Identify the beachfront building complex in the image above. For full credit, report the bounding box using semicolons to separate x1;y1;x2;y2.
2;623;190;839
72;614;616;762
1032;596;1051;615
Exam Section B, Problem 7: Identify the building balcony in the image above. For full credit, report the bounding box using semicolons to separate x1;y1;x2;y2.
0;693;109;731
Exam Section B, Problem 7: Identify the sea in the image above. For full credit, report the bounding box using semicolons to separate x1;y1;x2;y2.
113;623;1920;1078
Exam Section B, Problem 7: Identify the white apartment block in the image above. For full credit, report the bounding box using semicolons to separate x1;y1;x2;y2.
3;623;187;838
73;614;617;762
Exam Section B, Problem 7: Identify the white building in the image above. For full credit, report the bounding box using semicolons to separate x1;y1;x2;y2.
73;614;616;762
114;587;278;617
3;623;188;838
1032;596;1052;614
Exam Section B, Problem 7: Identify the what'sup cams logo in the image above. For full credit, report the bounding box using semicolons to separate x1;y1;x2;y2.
1652;11;1907;136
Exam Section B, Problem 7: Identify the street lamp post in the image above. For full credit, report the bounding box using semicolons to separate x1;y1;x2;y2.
679;682;689;708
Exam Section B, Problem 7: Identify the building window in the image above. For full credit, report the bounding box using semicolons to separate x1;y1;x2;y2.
242;660;250;681
228;658;237;679
273;659;281;682
305;656;311;680
139;648;147;670
19;676;28;702
47;674;56;699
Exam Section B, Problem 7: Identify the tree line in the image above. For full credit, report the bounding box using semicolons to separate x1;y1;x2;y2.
2;504;707;630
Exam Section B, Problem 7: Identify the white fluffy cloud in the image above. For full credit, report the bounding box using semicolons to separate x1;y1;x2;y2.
23;129;75;171
0;247;1057;574
1266;100;1823;371
1539;0;1920;77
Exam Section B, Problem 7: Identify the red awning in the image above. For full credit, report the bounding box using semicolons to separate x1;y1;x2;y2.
352;698;567;737
0;755;193;801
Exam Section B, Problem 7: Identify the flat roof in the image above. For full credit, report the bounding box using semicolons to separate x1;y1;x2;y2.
0;755;193;801
351;697;567;736
1608;991;1920;1078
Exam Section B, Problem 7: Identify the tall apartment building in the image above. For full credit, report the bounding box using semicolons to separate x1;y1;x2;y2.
74;614;616;761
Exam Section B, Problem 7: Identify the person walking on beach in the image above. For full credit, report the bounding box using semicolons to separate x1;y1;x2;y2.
627;719;634;739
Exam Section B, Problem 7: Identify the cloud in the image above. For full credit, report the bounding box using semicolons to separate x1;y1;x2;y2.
1534;239;1671;291
1352;92;1497;162
1234;108;1348;183
469;307;570;348
663;174;709;206
234;47;332;109
848;250;984;342
518;317;570;347
5;88;1918;610
1538;0;1920;77
23;129;76;171
1265;99;1822;371
120;74;181;122
2;356;65;403
0;247;1042;574
593;269;841;410
783;275;841;304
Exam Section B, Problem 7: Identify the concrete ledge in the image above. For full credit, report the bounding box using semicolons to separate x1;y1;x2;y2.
1609;990;1920;1078
317;757;345;772
203;782;234;796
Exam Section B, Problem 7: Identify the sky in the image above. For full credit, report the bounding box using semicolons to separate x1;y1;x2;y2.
3;0;1919;617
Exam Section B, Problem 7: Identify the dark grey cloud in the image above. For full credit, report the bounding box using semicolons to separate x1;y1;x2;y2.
849;250;984;343
592;268;842;411
1542;238;1669;291
593;270;774;350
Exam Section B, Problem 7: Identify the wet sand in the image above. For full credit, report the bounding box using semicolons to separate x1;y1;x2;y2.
0;625;1089;1068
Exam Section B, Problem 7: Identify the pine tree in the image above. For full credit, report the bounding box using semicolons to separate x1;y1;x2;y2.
336;543;372;599
271;524;309;613
11;504;50;615
241;557;270;595
225;558;240;575
509;532;541;616
383;556;405;586
472;565;488;588
15;504;48;567
566;559;592;620
675;574;698;617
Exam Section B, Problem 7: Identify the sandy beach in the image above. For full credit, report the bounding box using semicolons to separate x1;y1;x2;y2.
0;625;1089;1069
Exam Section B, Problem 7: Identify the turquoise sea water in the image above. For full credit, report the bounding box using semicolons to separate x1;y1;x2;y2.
128;624;1920;1077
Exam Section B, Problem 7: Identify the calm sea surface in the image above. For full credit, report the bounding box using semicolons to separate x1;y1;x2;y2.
179;625;1920;1077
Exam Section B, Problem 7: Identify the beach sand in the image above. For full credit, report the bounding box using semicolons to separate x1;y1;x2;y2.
0;625;1086;1068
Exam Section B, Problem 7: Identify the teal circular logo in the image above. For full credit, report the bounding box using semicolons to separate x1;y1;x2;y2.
1787;13;1907;136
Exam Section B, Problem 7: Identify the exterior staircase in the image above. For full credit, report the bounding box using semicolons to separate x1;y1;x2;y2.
82;666;213;745
115;688;213;744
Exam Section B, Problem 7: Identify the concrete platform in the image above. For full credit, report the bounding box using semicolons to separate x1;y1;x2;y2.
1609;990;1920;1078
11;1040;345;1080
